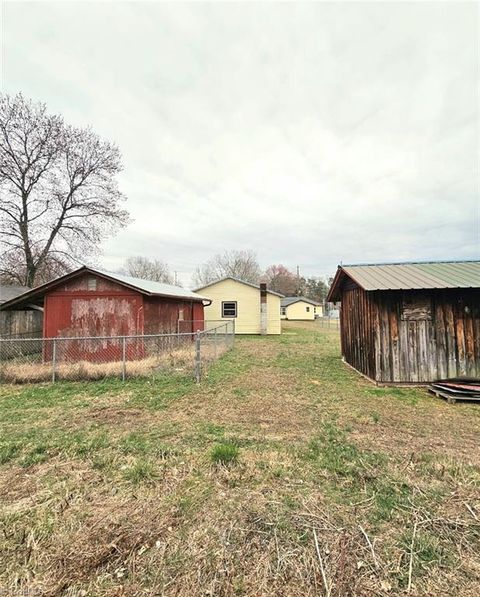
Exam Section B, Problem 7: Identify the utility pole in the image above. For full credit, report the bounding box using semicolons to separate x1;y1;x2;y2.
174;271;178;285
296;265;300;296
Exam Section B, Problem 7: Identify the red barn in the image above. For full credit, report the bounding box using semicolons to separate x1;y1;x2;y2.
0;266;209;361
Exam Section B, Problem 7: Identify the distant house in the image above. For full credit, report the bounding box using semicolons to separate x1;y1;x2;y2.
280;297;323;320
194;277;283;335
0;266;209;360
327;260;480;384
0;285;43;338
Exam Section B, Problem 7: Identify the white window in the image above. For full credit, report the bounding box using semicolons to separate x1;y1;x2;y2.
222;301;237;317
281;306;286;316
178;308;184;321
87;277;97;291
314;307;317;314
306;306;310;312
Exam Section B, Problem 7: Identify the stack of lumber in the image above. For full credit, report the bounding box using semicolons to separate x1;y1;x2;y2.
429;378;480;404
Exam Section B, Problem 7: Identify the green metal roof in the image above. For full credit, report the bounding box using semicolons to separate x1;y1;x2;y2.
327;260;480;301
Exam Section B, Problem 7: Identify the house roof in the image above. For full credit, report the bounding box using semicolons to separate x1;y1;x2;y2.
194;276;284;297
0;285;30;304
0;266;209;310
195;276;283;298
281;296;322;307
327;260;480;302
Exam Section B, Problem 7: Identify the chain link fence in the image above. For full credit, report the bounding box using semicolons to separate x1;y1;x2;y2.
176;319;235;334
0;322;234;384
315;316;340;330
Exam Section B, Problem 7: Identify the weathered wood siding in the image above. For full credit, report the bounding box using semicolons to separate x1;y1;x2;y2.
0;310;43;338
340;287;480;383
374;289;480;382
340;285;376;380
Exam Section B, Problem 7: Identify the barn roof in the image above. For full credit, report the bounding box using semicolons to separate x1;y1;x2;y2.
281;296;322;307
194;277;284;297
0;285;30;304
327;260;480;302
93;269;208;301
0;266;208;310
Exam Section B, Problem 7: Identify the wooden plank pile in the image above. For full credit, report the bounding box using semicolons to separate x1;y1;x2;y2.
429;378;480;404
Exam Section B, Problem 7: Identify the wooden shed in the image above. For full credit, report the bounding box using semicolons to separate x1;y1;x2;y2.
327;261;480;384
0;266;209;361
0;285;43;338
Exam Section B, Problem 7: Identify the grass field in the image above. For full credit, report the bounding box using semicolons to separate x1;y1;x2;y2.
1;322;479;596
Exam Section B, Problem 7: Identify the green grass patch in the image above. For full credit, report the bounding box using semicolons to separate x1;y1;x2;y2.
20;443;50;467
365;387;422;405
0;442;20;464
397;529;453;587
119;431;176;459
210;441;239;465
123;459;158;484
302;421;385;479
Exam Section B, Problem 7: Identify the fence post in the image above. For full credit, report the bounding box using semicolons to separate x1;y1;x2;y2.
195;331;201;383
52;338;57;383
122;336;126;381
214;326;217;360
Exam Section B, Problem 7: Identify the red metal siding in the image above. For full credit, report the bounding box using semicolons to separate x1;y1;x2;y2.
143;298;204;334
42;272;205;362
57;274;128;293
44;294;144;338
193;302;204;331
43;274;145;362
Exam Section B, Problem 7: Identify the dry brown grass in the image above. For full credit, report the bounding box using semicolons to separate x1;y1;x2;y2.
0;347;198;383
0;322;479;596
0;342;229;384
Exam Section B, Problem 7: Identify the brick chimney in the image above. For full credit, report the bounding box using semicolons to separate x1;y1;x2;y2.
260;283;267;335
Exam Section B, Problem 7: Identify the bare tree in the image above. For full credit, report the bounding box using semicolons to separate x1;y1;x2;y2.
122;256;174;284
264;264;298;296
193;250;261;286
0;93;129;287
0;249;69;287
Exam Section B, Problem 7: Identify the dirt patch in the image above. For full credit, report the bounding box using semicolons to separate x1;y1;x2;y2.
86;406;145;424
0;466;41;502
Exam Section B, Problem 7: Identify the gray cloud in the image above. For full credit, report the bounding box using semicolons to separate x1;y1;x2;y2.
2;1;478;285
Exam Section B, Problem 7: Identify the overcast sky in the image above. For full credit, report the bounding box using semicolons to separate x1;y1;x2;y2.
1;1;479;285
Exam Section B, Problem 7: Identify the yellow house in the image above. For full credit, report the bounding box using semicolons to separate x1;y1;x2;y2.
195;277;282;334
281;297;323;320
